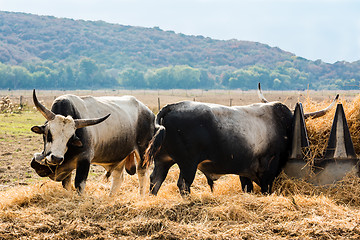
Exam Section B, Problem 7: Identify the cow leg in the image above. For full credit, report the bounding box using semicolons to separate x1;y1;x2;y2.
259;155;281;194
134;150;149;196
259;173;276;194
205;175;214;192
62;174;72;190
177;163;197;197
74;159;91;194
109;160;126;197
150;159;174;195
260;181;272;194
199;171;214;192
239;176;253;193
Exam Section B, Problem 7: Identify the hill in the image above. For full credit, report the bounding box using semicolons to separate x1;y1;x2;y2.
0;11;359;90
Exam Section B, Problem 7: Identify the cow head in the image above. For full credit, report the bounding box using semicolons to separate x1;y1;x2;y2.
31;90;110;168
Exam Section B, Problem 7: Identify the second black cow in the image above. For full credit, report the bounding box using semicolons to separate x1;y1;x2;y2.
145;89;338;196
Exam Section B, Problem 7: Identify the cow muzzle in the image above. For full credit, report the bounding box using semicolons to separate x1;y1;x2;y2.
33;152;64;166
31;158;53;177
46;155;64;166
33;152;46;165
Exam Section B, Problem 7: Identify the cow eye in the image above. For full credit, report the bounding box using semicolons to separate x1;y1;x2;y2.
47;130;53;142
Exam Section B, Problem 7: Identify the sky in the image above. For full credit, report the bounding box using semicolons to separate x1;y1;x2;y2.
1;0;359;63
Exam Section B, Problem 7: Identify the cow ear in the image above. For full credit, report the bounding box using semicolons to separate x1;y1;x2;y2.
31;126;45;134
70;135;83;147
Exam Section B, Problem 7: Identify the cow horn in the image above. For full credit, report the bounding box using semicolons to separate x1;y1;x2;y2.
304;94;339;119
74;114;110;129
33;89;56;121
257;83;269;103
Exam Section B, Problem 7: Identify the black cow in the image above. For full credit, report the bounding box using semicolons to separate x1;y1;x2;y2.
31;90;155;195
145;88;338;196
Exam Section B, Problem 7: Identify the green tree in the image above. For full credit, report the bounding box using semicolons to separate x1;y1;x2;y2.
79;58;98;88
12;66;32;89
80;58;98;77
145;65;201;89
228;65;270;90
119;69;146;88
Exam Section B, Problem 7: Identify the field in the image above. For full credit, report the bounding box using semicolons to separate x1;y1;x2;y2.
1;89;360;239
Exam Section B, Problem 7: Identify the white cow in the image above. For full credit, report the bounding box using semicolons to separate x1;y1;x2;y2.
31;90;155;195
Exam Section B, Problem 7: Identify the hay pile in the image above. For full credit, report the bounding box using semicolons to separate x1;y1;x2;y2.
304;94;360;158
1;166;360;239
274;171;360;205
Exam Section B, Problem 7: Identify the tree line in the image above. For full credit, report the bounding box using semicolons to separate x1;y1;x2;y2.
0;58;358;90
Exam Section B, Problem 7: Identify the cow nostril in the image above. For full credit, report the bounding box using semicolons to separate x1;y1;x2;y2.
51;155;64;165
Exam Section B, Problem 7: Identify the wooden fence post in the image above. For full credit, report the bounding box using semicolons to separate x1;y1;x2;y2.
19;96;23;108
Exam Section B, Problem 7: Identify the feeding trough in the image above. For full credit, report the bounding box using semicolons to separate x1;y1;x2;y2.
284;102;360;185
283;102;312;180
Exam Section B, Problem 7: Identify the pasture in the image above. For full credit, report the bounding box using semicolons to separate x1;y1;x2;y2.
1;89;360;239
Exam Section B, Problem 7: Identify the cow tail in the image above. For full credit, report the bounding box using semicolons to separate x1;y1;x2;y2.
155;104;173;125
144;125;166;167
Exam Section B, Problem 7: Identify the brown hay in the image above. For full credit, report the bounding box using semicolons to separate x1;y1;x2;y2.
273;171;360;206
1;168;360;239
304;94;360;157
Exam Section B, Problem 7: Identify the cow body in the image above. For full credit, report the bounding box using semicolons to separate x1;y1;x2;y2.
31;94;155;195
145;100;293;195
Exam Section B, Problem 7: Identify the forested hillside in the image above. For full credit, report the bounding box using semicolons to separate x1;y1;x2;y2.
0;11;359;90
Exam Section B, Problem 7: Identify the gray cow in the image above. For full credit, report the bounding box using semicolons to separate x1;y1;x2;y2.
31;90;155;195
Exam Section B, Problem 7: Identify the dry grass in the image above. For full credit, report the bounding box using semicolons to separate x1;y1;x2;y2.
1;168;360;239
1;90;360;239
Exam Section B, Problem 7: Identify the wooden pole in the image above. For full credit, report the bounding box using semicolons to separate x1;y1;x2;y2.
19;96;23;109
